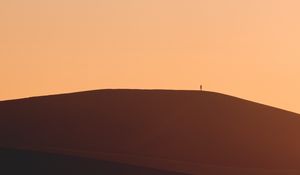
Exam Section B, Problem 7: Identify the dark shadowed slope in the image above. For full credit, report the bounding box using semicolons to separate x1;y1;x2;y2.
0;148;187;175
1;89;300;174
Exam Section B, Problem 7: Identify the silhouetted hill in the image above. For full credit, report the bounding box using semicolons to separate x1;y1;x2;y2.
1;89;300;174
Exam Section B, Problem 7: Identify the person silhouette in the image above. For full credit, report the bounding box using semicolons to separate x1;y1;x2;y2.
200;85;203;91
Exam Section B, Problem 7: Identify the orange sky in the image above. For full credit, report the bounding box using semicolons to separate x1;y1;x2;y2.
1;0;300;113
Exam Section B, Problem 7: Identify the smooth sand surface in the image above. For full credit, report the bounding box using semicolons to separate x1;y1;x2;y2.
0;148;187;175
1;89;300;174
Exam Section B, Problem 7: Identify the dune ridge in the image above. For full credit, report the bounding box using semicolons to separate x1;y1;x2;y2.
1;89;300;174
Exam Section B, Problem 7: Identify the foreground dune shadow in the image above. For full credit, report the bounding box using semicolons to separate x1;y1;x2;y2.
0;148;188;175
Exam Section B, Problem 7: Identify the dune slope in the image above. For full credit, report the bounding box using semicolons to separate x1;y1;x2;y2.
1;89;300;174
0;148;187;175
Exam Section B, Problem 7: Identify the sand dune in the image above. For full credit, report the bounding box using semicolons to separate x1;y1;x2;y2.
1;89;300;174
0;148;186;175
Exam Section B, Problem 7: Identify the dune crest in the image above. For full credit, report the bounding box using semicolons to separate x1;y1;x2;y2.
1;89;300;174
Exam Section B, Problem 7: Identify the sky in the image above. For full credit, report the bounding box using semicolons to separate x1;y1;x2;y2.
1;0;300;113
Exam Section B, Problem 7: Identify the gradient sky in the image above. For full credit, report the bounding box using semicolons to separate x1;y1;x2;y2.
1;0;300;113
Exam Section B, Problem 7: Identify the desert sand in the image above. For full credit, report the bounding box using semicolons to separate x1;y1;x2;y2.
1;89;300;174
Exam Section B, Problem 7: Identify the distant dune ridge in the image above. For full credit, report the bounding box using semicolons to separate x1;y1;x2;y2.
1;89;300;174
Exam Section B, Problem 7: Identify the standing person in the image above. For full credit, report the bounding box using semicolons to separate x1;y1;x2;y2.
200;85;203;91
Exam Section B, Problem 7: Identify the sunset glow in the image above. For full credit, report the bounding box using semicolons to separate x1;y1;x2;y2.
1;0;300;112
